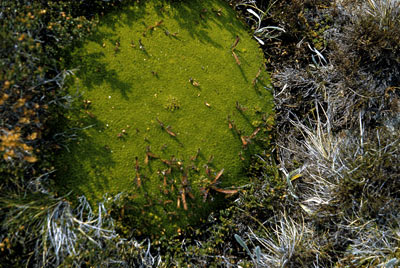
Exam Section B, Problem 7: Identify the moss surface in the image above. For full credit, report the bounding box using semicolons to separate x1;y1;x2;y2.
56;0;273;235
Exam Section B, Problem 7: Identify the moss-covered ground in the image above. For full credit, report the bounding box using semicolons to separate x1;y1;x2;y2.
56;0;273;235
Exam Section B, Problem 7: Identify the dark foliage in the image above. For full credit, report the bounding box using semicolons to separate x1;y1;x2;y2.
0;0;123;266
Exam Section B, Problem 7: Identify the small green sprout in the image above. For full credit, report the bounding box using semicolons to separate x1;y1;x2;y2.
164;96;181;111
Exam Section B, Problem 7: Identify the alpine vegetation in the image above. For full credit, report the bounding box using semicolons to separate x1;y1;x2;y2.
1;0;399;267
240;0;400;266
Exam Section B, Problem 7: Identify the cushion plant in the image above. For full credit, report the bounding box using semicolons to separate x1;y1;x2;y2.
56;0;273;236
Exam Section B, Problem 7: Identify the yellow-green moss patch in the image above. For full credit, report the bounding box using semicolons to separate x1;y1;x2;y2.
56;0;273;235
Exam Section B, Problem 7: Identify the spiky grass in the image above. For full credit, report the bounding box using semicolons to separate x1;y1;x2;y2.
365;0;400;29
1;192;160;267
266;1;400;266
247;213;315;267
340;210;400;266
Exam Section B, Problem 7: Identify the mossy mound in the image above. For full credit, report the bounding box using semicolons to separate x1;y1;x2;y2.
56;0;273;235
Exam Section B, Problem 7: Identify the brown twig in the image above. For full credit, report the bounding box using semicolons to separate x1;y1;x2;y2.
232;51;241;65
231;35;240;50
201;168;238;202
227;116;241;135
156;117;177;137
143;20;164;36
252;68;262;86
190;148;200;161
134;157;141;187
145;146;159;165
236;101;247;112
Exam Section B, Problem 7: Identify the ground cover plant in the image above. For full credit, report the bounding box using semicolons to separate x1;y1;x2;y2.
1;0;399;267
1;0;275;266
55;0;273;236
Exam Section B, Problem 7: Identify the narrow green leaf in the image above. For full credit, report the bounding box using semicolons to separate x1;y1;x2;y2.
234;234;252;257
255;245;261;265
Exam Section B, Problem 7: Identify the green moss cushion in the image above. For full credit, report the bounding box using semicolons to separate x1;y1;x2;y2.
56;0;273;235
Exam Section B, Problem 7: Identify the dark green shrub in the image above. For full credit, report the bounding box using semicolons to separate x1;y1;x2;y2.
0;0;124;265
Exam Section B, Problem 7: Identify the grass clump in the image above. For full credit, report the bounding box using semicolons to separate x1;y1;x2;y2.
55;0;273;236
218;0;400;267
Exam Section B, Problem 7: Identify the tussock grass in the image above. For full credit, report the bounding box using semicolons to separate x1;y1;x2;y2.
0;192;160;267
226;0;400;267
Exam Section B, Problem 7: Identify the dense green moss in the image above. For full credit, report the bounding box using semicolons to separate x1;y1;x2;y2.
56;0;272;235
